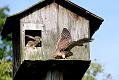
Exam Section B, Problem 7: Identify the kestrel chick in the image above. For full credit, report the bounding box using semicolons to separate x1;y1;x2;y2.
25;35;41;48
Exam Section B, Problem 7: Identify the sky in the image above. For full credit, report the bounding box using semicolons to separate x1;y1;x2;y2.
0;0;119;79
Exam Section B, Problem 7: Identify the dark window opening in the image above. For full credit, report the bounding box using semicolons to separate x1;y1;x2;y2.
25;30;42;47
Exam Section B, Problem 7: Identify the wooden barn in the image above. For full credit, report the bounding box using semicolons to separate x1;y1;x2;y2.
1;0;104;80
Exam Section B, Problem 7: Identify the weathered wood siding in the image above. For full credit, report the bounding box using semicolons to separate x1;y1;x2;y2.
20;3;90;61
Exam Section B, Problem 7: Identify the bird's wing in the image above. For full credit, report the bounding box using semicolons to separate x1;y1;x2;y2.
65;38;93;51
56;28;72;50
25;35;36;41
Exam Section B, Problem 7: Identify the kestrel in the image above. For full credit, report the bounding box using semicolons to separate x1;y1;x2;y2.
25;35;41;60
54;28;92;59
25;35;41;48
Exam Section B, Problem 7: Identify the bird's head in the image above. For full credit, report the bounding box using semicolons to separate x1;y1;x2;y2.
34;36;42;42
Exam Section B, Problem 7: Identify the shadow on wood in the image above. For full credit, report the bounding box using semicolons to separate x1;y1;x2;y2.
13;60;91;80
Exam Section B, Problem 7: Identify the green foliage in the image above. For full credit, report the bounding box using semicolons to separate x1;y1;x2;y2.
0;60;12;80
0;6;12;60
82;60;103;80
0;6;12;80
82;60;112;80
0;6;9;31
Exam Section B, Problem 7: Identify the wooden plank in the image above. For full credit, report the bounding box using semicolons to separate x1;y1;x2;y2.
40;3;58;59
44;71;63;80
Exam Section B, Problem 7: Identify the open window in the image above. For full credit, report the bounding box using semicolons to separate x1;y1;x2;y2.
25;30;42;47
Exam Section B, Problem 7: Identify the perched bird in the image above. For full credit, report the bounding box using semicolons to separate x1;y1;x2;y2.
54;28;92;59
25;35;42;60
25;35;42;48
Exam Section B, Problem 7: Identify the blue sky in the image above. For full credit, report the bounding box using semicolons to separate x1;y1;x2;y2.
0;0;119;79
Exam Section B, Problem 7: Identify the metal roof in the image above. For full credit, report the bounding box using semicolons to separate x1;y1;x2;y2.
1;0;104;38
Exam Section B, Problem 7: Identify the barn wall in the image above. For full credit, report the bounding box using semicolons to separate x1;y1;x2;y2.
20;2;90;61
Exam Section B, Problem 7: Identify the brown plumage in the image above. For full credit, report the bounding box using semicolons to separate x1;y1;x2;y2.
56;28;72;51
54;28;72;59
25;35;41;60
54;28;92;59
25;35;41;48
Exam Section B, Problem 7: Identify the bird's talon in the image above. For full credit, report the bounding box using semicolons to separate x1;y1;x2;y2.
62;55;65;59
